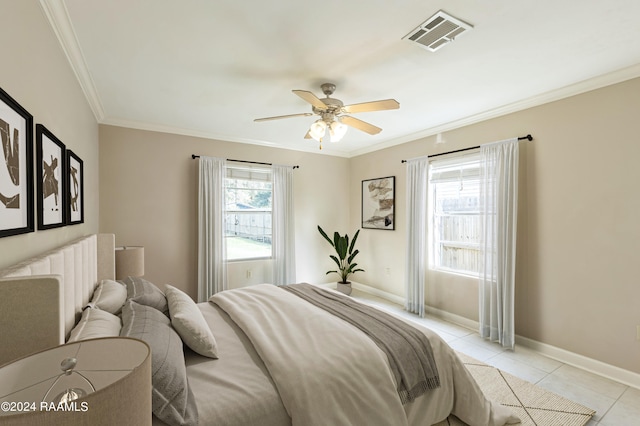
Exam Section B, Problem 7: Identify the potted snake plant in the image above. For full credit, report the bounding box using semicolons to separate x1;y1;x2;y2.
318;225;364;295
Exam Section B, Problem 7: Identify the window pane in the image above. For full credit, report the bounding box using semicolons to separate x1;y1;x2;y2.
225;177;272;260
430;156;481;277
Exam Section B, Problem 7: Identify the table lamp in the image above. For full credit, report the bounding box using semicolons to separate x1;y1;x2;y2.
0;337;151;425
115;246;145;280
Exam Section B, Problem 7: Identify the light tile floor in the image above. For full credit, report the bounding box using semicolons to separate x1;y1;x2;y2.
350;290;640;426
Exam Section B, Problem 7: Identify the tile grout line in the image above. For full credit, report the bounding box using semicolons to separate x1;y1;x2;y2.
595;384;631;425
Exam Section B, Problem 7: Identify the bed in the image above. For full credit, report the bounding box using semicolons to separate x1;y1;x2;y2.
0;234;519;426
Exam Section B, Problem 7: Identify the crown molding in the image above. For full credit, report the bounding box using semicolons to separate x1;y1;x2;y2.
100;117;352;158
39;0;105;121
350;62;640;158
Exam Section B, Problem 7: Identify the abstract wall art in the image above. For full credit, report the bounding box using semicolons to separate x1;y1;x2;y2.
66;150;84;225
0;87;33;238
362;176;395;230
36;124;66;229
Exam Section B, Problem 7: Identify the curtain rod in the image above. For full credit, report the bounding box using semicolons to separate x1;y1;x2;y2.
191;155;299;169
401;134;533;163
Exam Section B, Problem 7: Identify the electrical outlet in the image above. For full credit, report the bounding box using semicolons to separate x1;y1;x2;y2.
246;269;253;279
385;267;391;275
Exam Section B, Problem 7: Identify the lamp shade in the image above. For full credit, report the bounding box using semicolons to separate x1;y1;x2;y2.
115;246;144;280
329;119;348;142
0;337;151;426
308;119;327;142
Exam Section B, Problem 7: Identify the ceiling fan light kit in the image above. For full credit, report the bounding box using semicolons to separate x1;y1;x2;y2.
254;83;399;150
329;119;348;142
309;119;327;141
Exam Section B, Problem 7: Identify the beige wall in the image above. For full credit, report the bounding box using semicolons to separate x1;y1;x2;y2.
350;77;640;374
99;125;349;298
0;1;99;269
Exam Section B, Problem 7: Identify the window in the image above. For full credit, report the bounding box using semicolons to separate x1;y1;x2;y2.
224;165;272;261
428;152;481;277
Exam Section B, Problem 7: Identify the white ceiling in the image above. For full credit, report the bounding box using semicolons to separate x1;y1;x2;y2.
42;0;640;157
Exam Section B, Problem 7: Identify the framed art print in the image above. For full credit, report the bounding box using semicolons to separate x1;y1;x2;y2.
0;86;34;238
66;150;84;225
362;176;395;230
36;124;66;229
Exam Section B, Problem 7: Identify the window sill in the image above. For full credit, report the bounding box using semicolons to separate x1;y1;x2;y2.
430;267;479;279
226;257;272;263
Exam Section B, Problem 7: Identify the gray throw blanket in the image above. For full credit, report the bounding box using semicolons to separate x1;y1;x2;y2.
282;283;440;404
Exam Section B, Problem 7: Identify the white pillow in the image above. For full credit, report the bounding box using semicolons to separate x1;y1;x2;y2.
165;284;218;358
68;308;122;342
88;279;127;314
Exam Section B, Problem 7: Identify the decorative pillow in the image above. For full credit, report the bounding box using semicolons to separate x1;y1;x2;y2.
122;276;169;316
165;285;218;359
87;279;127;314
120;300;198;426
68;307;122;342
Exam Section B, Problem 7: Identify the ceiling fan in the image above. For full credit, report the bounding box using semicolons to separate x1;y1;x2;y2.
254;83;399;149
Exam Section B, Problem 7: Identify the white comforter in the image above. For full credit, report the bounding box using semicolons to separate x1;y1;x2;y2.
210;284;519;426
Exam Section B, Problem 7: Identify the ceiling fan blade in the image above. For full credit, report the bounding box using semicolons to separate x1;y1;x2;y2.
340;115;382;135
254;112;313;122
342;99;399;114
292;90;327;110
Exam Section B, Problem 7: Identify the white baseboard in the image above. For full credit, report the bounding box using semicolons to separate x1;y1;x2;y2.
352;283;640;390
351;282;405;305
315;281;405;305
423;305;479;332
515;335;640;390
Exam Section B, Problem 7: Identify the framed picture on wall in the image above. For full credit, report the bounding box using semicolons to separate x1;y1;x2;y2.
0;86;34;238
362;176;395;230
36;124;66;230
66;150;84;225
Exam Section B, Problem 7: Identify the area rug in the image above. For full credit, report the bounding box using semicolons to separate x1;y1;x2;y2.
433;352;596;426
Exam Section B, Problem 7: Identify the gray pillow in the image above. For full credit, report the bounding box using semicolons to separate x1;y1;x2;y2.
121;276;169;316
120;300;198;426
88;279;127;314
68;307;122;342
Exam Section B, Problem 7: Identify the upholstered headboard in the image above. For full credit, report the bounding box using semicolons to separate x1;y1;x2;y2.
0;234;115;365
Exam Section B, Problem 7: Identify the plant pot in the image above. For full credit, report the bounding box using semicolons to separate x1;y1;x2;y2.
336;282;352;296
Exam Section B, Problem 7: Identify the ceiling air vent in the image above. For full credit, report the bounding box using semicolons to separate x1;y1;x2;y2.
403;10;473;52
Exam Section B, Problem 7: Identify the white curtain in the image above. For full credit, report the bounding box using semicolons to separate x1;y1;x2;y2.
479;138;519;349
197;156;227;302
405;156;428;317
272;165;296;285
